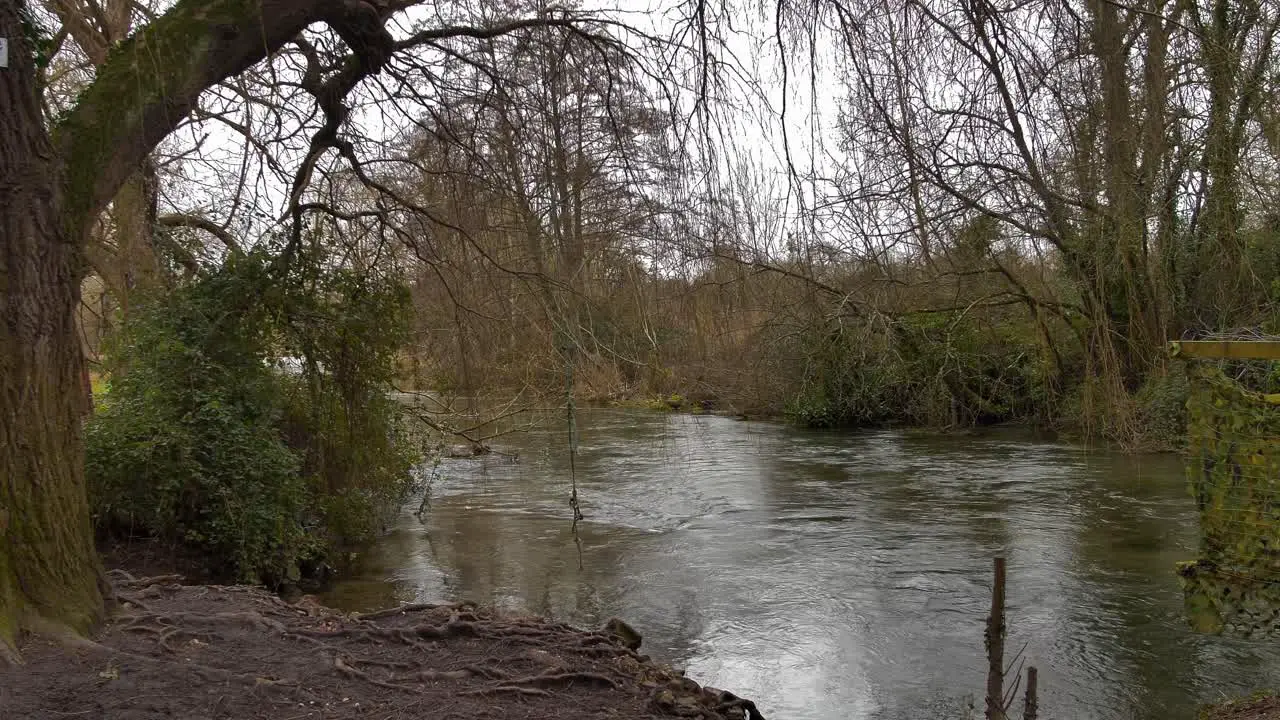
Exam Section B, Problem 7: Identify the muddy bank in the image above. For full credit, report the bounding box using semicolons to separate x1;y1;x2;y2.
1202;693;1280;720
1;573;764;720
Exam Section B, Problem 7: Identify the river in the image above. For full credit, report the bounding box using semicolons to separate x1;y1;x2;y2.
318;409;1280;720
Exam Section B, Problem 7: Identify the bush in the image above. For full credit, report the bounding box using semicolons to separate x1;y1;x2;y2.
783;308;1049;430
277;256;417;546
87;245;417;584
1134;365;1191;450
88;254;307;581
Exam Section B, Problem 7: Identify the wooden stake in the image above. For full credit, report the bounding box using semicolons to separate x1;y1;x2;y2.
985;557;1007;720
1023;666;1038;720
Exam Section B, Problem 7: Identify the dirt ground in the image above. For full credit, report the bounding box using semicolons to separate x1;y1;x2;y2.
1203;694;1280;720
0;572;765;720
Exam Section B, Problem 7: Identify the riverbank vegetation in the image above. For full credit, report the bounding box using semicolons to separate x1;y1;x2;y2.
48;0;1280;463
381;0;1280;451
84;243;420;585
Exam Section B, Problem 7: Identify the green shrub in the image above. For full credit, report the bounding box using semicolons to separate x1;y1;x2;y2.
783;308;1049;429
88;254;308;582
1134;365;1191;449
87;245;418;584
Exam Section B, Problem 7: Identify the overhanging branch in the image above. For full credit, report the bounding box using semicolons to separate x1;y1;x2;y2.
156;213;245;257
52;0;413;233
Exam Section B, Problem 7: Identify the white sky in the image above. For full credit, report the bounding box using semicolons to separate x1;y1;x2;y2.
148;0;846;258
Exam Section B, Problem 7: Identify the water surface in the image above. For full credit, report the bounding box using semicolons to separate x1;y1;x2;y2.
320;410;1280;719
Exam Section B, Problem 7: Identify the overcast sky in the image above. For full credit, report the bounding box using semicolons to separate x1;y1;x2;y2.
146;0;847;256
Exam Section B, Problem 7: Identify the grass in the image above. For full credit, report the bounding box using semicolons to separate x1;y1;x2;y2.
89;372;110;397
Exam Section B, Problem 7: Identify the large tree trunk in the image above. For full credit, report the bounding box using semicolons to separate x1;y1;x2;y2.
0;1;106;661
0;0;341;657
107;162;164;314
1089;0;1160;383
69;0;164;316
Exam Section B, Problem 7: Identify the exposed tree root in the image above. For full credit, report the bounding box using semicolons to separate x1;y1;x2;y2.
333;655;425;693
500;670;620;689
107;569;185;588
24;613;109;655
114;593;153;611
463;685;553;697
121;610;287;633
355;600;476;621
0;637;21;667
4;581;766;720
388;668;475;682
106;569;139;583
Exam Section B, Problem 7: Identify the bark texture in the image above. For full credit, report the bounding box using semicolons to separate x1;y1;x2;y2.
58;0;165;313
0;0;105;660
105;162;163;313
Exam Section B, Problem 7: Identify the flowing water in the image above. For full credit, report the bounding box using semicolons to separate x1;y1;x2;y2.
319;410;1280;720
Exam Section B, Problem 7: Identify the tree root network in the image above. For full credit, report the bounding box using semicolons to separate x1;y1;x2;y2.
1;573;766;720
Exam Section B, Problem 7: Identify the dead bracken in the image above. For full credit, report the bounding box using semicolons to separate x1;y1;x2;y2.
1;571;764;720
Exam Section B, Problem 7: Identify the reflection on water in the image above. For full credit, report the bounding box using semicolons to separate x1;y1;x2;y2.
319;410;1280;720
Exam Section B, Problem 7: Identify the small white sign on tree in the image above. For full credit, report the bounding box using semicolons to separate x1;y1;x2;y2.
0;39;8;69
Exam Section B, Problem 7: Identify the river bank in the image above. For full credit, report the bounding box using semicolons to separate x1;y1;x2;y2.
5;572;1275;720
1;571;763;720
1203;693;1280;720
599;393;1185;452
57;414;1279;719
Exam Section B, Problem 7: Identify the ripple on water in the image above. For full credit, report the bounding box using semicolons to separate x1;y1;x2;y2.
323;418;1277;720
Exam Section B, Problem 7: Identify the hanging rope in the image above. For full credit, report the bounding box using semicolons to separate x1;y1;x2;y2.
565;342;583;522
563;340;585;571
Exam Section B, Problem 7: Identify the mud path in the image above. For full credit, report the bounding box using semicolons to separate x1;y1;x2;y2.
1;572;764;720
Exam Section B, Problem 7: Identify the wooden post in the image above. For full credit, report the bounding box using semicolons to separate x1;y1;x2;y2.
985;557;1008;720
1023;666;1038;720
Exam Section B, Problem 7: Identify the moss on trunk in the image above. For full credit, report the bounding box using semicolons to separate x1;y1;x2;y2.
0;0;107;659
